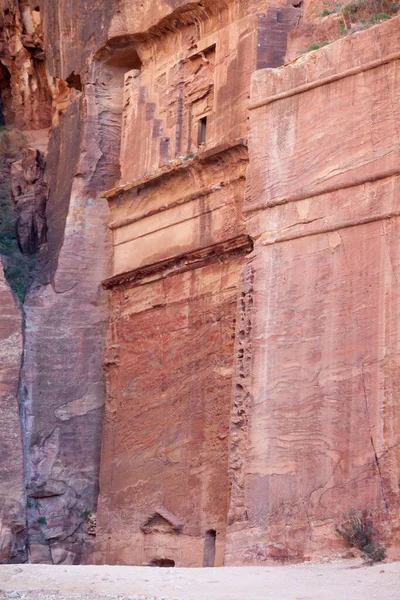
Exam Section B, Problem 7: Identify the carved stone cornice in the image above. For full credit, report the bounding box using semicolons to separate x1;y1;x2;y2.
102;234;253;290
102;138;248;201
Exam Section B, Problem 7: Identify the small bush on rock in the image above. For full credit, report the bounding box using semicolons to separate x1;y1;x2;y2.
335;509;386;563
0;126;28;158
341;0;396;26
299;41;331;54
368;11;391;21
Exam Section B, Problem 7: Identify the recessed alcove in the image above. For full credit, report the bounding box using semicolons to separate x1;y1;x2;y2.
91;42;143;189
203;529;216;567
149;558;175;567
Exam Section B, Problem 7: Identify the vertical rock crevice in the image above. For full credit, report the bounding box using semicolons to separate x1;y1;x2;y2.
19;40;141;562
227;264;254;529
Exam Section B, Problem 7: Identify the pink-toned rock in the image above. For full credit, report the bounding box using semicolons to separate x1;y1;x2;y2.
21;88;112;562
28;543;52;564
0;261;24;563
285;14;344;60
0;0;54;130
225;16;400;564
95;0;301;567
11;148;47;255
2;0;400;569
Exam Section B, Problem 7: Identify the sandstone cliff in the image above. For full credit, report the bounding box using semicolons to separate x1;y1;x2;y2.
0;0;399;567
0;261;24;563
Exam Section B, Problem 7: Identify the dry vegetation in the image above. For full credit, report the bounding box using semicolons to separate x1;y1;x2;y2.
302;0;398;54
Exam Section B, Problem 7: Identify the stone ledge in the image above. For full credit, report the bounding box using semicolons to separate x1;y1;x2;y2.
244;166;400;214
249;15;400;108
108;176;244;231
102;234;253;289
249;50;400;111
102;138;248;200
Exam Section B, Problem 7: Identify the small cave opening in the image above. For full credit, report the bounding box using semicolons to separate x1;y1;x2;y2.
203;529;216;567
149;558;175;567
66;71;83;92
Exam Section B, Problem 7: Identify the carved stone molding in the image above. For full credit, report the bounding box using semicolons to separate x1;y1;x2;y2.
103;234;253;289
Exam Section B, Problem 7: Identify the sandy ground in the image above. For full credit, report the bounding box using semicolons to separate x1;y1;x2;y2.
0;560;399;600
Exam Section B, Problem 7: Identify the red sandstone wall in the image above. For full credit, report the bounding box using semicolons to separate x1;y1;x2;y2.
1;0;400;568
225;16;400;564
118;9;297;183
97;259;245;566
95;0;301;567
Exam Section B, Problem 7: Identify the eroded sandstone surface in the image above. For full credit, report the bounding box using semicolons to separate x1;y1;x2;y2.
0;0;399;568
0;262;24;563
232;16;400;563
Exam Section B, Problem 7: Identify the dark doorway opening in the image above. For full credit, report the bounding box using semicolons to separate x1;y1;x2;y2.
203;529;216;567
198;116;207;145
149;558;175;567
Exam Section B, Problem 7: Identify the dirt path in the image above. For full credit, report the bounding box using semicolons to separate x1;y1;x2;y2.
0;560;399;600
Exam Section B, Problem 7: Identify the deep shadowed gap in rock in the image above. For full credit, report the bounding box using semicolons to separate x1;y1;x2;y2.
197;115;207;145
66;71;82;91
0;63;14;125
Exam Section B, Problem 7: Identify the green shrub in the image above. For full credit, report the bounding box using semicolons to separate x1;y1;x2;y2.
342;0;394;25
37;516;47;525
335;510;386;563
343;0;368;19
320;1;343;15
300;41;331;54
368;11;391;21
82;508;92;522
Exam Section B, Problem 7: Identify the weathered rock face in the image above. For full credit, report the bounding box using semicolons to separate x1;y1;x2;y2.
96;6;400;566
226;16;400;563
98;257;249;566
20;71;113;564
0;0;53;131
0;262;24;563
11;148;47;255
1;0;113;564
94;0;301;567
1;0;400;568
285;0;399;60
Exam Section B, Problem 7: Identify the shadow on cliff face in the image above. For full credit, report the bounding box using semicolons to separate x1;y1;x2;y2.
18;43;141;564
0;129;40;302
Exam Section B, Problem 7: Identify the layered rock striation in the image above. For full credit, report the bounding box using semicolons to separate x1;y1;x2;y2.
94;0;301;567
229;15;400;563
0;0;399;567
